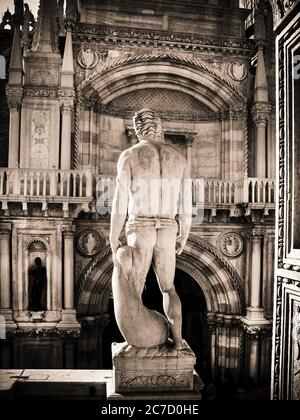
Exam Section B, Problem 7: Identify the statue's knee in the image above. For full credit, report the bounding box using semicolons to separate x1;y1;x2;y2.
116;246;133;272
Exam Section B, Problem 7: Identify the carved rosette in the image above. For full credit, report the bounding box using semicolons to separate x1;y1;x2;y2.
252;103;272;127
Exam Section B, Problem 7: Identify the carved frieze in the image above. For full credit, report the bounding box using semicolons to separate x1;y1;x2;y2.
24;87;58;98
73;24;255;57
121;374;188;388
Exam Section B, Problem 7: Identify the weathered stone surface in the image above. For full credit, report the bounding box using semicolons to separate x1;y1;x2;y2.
112;341;196;394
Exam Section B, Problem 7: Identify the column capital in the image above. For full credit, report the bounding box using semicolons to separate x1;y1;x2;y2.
62;225;76;239
185;134;195;146
0;223;12;236
6;86;23;110
252;102;272;127
251;228;265;240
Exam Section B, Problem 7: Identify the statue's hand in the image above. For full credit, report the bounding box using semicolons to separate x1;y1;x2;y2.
176;236;187;256
110;238;122;265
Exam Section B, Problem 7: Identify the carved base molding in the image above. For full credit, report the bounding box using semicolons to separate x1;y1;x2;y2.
112;341;198;395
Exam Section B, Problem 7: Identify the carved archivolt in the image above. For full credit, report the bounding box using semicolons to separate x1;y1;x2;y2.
78;53;246;103
25;236;49;252
76;234;244;317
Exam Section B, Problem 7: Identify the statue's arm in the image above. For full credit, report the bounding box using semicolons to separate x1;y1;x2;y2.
110;151;131;254
177;163;192;255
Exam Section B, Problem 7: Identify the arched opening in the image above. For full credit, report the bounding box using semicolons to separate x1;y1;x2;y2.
102;266;211;384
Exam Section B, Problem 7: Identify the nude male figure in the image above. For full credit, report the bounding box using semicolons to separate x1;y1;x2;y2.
110;108;192;349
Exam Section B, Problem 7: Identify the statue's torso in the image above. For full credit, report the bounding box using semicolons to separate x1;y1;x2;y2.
125;141;187;219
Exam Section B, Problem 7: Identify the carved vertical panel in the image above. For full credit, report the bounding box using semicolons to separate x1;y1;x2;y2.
31;111;50;168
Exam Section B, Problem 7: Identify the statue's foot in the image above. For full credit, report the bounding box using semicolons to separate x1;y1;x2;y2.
173;339;186;351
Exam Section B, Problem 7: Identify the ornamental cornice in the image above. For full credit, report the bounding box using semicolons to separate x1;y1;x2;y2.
94;105;247;123
73;24;255;57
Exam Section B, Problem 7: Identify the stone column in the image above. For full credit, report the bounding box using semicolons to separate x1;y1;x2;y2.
186;135;195;175
6;90;22;168
248;334;260;384
60;103;74;170
0;223;14;324
59;226;80;331
242;229;270;326
252;104;271;179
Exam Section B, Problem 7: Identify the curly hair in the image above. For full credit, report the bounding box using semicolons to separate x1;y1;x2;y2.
133;108;163;141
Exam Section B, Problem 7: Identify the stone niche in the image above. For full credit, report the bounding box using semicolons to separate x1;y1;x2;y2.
12;225;62;326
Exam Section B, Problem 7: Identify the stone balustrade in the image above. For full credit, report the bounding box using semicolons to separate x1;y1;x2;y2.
0;168;93;199
0;168;93;217
0;170;275;217
94;176;276;213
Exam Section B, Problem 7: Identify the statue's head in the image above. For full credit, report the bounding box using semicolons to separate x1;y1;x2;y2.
133;108;164;143
35;257;42;267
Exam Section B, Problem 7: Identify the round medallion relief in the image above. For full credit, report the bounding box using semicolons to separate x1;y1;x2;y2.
77;49;99;69
76;230;105;257
228;62;247;82
218;233;244;259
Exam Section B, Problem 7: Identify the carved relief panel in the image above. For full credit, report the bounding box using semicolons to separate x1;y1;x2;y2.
272;5;300;401
31;111;50;168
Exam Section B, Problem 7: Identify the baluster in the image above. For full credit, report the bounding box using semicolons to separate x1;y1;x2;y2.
66;172;71;197
30;172;34;196
50;171;57;195
79;174;83;197
263;181;267;203
43;172;47;196
0;172;3;195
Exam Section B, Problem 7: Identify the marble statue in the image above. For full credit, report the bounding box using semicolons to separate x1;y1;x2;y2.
110;108;192;350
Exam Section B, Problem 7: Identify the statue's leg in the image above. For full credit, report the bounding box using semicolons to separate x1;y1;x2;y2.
153;227;184;349
126;226;157;298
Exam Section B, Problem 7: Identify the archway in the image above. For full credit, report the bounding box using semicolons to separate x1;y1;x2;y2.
77;236;245;385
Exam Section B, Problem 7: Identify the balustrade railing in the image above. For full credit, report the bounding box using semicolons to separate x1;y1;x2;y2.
0;169;93;199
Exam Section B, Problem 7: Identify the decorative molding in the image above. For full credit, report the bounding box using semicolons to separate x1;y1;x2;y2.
120;374;188;388
23;87;58;98
272;0;299;27
62;225;76;239
78;53;247;103
25;236;49;252
6;87;23;109
6;328;81;338
252;102;272;126
0;223;12;235
73;24;256;57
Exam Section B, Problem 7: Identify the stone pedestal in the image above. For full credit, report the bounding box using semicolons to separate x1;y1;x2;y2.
110;341;199;397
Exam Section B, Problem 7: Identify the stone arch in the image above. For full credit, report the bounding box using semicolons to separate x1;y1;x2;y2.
76;235;245;317
80;53;246;111
25;236;49;251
